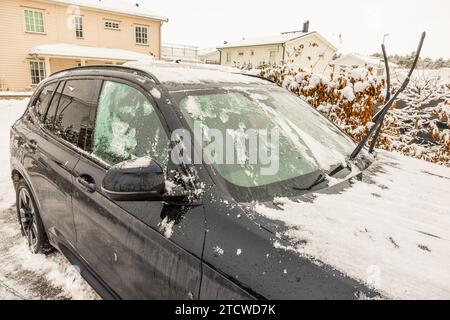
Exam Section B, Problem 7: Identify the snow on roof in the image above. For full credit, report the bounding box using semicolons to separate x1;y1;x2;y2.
254;150;450;299
333;54;399;68
29;44;154;61
217;31;316;49
47;0;168;21
124;60;267;85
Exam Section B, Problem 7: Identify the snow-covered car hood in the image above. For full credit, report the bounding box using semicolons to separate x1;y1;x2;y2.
249;151;450;299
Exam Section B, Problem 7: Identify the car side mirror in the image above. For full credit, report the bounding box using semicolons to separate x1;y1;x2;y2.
102;156;166;201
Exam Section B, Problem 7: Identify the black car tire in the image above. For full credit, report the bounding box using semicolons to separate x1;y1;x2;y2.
16;179;52;254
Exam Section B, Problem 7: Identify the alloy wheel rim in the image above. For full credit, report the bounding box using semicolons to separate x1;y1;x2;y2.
18;188;38;249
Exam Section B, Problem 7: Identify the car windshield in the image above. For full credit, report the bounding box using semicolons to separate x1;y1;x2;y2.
173;85;356;188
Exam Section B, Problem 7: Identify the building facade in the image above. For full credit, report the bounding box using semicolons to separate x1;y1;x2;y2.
217;31;336;74
0;0;167;91
330;54;399;78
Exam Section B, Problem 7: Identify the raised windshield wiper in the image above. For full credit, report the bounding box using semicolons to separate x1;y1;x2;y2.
293;173;327;191
349;32;426;161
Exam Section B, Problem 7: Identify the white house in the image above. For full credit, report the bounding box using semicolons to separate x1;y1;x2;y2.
331;53;399;77
217;23;337;74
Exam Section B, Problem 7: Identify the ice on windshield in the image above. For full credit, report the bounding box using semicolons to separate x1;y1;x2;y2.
177;87;356;188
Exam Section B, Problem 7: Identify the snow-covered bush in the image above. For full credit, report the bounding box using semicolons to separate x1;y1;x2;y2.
257;65;450;166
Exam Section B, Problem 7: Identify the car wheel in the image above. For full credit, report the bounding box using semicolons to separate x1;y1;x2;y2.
16;180;52;254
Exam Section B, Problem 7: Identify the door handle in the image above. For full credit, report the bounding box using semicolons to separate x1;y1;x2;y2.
76;175;96;193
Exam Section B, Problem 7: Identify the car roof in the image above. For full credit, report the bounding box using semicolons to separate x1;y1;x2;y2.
48;61;273;88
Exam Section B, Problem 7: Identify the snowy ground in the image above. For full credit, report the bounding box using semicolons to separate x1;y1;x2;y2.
0;99;98;300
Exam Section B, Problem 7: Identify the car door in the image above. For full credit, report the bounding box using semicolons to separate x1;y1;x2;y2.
22;80;100;248
71;79;205;299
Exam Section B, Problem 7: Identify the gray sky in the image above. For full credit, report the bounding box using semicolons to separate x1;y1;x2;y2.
147;0;449;58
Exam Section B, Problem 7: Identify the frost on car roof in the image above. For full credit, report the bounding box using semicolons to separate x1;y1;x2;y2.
124;61;269;85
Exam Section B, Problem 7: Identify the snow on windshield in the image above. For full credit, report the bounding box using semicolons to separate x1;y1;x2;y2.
254;150;450;299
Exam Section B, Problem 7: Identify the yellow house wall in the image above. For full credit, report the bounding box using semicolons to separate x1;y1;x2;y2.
50;58;79;73
219;44;282;68
0;0;163;91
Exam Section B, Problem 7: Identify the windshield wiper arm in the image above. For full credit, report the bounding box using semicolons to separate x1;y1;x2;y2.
349;32;426;161
293;173;327;191
327;163;349;177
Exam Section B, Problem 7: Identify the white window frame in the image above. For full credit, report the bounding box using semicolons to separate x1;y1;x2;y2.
24;8;45;34
104;20;121;31
29;60;46;85
135;25;149;45
74;15;83;39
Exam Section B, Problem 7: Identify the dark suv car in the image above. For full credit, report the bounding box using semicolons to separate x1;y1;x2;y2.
10;62;380;299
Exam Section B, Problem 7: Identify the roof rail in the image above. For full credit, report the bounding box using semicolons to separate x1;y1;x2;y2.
49;65;161;84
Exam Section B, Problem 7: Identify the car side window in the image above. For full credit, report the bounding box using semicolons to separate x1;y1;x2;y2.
46;79;101;150
92;81;170;169
34;82;58;120
44;82;64;130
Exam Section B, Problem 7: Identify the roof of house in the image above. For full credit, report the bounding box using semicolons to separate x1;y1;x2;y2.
29;43;154;61
44;0;168;21
216;31;336;50
333;53;399;68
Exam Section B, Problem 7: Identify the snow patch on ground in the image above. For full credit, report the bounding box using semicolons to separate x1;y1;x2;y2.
0;99;27;211
0;207;98;300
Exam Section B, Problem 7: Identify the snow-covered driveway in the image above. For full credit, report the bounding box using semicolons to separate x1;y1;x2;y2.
0;99;97;300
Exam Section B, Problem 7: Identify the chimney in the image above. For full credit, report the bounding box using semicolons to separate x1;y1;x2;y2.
303;20;310;33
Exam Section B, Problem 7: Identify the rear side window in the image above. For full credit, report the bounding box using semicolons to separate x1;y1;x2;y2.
44;82;64;131
92;81;170;168
46;79;101;150
34;82;58;120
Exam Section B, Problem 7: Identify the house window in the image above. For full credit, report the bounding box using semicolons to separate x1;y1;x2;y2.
29;61;46;85
75;16;83;38
251;51;255;56
135;26;148;45
105;20;120;30
238;52;244;56
226;52;231;63
24;9;44;33
269;50;277;61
